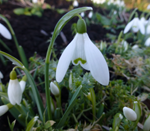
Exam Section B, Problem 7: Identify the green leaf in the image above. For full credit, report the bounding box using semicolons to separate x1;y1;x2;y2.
0;51;24;68
44;120;55;129
13;8;25;15
56;85;82;128
26;116;39;131
112;113;123;131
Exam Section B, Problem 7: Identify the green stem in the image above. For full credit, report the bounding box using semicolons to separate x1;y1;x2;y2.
90;88;96;121
45;63;52;120
0;39;12;52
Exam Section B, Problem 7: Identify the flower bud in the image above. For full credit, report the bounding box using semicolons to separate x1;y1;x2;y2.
0;103;13;116
143;114;150;131
19;75;27;93
88;11;93;18
73;0;78;7
50;82;60;96
123;107;137;121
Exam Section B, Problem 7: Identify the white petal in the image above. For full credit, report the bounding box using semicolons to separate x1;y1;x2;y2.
138;20;145;34
146;25;150;34
73;0;78;7
71;33;90;70
123;107;137;121
145;38;150;46
0;23;12;40
83;33;109;85
0;105;8;116
19;81;26;93
8;79;22;105
124;19;134;33
50;82;59;96
0;71;3;79
56;34;77;82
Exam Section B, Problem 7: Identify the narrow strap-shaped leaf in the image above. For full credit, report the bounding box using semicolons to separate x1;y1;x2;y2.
0;51;44;120
56;85;82;128
26;116;39;131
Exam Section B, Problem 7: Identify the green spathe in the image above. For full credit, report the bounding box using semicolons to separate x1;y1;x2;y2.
77;19;87;34
10;70;17;80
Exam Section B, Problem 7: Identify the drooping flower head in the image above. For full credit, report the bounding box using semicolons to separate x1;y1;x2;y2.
0;23;12;40
124;17;145;34
8;70;22;105
50;81;60;96
56;18;109;85
0;103;13;116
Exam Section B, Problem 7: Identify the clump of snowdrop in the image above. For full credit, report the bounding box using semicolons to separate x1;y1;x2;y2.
56;18;109;86
0;23;12;40
124;17;145;34
123;107;137;121
8;70;22;105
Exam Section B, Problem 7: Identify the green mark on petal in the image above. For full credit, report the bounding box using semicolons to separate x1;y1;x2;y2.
74;58;86;64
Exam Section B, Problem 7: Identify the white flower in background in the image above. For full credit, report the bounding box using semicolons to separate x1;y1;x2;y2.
121;40;128;51
146;24;150;34
143;114;150;131
88;11;93;18
140;17;148;26
123;107;137;121
50;82;59;96
132;45;139;50
147;4;150;10
145;37;150;46
80;12;85;18
32;0;38;3
0;71;3;79
124;18;145;34
0;103;13;116
19;75;27;93
73;0;78;7
0;23;12;40
8;70;22;105
0;105;9;116
56;19;109;86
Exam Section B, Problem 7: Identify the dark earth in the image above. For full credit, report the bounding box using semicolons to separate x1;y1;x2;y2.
0;0;126;130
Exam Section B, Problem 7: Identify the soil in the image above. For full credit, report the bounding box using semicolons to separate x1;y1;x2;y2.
0;0;121;130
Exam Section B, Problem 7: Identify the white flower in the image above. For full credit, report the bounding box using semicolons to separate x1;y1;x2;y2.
124;18;145;34
8;79;22;105
146;24;150;34
123;107;137;121
132;45;139;49
0;23;12;40
32;0;38;3
121;40;128;51
147;4;150;10
19;81;26;93
73;0;78;7
0;71;3;79
145;37;150;46
80;12;85;18
56;33;109;85
0;105;9;116
88;11;93;18
143;114;150;131
50;82;59;96
140;17;148;26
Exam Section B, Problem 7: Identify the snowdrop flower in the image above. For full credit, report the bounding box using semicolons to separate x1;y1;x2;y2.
73;0;78;7
80;12;85;18
0;71;3;79
121;40;128;51
147;4;150;10
50;82;59;96
132;45;139;50
145;37;150;46
8;70;22;105
19;75;27;93
124;18;145;34
56;19;109;85
0;23;12;39
32;0;38;3
88;11;93;18
0;103;13;116
123;107;137;121
143;114;150;131
140;17;148;26
146;24;150;34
